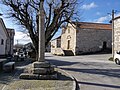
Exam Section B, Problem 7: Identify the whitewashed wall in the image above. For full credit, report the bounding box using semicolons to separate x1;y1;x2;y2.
0;19;7;55
61;23;76;55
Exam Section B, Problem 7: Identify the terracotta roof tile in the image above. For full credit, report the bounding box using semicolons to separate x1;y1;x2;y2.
73;22;112;30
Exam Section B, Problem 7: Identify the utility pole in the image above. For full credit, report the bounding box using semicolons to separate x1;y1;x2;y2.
112;10;115;59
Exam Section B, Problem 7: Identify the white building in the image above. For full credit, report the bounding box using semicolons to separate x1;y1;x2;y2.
51;36;64;55
0;18;15;57
0;18;8;56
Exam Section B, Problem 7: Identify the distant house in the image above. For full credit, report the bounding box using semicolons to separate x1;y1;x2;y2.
51;36;64;55
61;22;112;55
6;28;15;56
0;18;15;57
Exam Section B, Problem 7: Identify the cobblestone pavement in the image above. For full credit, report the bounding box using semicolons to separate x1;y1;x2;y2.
46;53;120;90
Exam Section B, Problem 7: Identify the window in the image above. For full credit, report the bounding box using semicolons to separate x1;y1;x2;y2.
68;28;70;33
1;39;4;45
57;39;61;48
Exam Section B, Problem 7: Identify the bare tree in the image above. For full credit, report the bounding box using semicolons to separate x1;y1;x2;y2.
1;0;80;55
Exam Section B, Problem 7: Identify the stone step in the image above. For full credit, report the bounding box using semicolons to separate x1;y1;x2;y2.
32;67;54;75
19;72;57;80
32;61;50;68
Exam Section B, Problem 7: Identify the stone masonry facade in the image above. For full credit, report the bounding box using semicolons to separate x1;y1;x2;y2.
114;16;120;51
61;22;112;55
76;28;112;54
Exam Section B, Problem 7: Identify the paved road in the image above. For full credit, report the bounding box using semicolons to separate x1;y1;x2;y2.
45;53;120;90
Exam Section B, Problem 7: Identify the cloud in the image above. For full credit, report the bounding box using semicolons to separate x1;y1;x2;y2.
95;16;108;23
14;31;31;45
95;12;120;23
94;15;111;23
81;2;97;10
91;12;120;23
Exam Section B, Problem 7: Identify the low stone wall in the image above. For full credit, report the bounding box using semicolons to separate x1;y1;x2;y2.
51;48;64;56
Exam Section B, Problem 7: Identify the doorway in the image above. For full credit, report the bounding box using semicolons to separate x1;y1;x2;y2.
103;41;107;50
67;40;70;49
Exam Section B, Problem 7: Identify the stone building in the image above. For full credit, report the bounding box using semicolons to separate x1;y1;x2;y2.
114;16;120;51
61;22;112;55
0;18;15;57
51;36;64;55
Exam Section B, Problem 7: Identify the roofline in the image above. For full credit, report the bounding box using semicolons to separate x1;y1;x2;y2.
51;36;61;41
7;28;15;34
72;21;111;25
0;18;8;37
7;28;14;30
114;16;120;20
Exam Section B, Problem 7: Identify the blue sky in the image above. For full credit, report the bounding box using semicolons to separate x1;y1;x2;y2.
80;0;120;23
0;0;120;44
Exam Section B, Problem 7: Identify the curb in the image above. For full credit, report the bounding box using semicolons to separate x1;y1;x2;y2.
1;63;79;90
57;68;78;90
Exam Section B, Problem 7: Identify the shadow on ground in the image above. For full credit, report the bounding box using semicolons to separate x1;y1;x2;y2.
0;71;14;85
78;81;120;89
61;68;120;78
46;59;79;66
46;58;120;78
15;58;32;67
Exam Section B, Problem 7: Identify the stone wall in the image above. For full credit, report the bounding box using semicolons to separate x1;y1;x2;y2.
114;18;120;51
51;48;64;55
76;29;112;54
